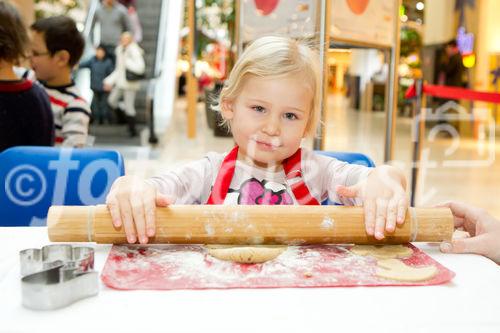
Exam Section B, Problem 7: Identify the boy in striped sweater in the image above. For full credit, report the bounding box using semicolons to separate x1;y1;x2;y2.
30;16;90;147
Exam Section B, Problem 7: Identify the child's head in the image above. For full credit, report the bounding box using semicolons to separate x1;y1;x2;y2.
95;45;106;60
0;1;29;66
30;16;85;82
218;36;321;166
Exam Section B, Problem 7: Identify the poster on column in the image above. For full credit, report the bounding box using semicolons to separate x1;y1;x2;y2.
242;0;318;43
331;0;396;48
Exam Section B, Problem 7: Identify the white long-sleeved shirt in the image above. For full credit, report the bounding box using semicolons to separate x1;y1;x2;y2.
148;148;373;205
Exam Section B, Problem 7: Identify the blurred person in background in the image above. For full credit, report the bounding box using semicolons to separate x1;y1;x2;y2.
0;1;54;152
79;45;114;125
91;0;132;65
118;0;142;43
104;32;145;137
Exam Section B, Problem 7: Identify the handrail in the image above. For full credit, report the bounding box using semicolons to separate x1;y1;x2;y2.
152;0;169;78
145;0;170;144
74;0;100;104
82;0;99;42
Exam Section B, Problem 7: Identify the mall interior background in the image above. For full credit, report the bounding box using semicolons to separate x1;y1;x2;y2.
8;0;500;217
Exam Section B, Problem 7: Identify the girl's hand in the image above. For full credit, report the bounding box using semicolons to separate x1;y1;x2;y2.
336;165;408;240
105;176;172;244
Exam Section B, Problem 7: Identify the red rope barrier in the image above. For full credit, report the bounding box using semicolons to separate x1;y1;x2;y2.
405;83;500;104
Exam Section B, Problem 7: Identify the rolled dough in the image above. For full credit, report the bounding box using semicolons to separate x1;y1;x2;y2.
206;245;287;264
376;259;438;282
453;230;470;239
350;245;413;259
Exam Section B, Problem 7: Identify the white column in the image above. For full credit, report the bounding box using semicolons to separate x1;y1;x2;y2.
423;0;455;46
475;0;500;91
9;0;34;26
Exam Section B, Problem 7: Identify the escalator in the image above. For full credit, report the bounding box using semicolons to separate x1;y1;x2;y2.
132;0;163;123
77;0;172;146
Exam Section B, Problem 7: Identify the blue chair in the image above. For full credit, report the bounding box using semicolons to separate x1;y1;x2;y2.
315;151;375;168
0;146;125;226
315;150;375;205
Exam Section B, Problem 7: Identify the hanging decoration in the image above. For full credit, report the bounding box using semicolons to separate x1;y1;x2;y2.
346;0;370;15
456;27;475;68
254;0;280;16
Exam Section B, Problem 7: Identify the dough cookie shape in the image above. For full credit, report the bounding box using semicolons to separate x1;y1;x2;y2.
206;245;287;264
376;259;438;282
350;245;413;259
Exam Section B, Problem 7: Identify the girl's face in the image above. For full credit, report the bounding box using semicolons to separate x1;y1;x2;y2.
222;74;313;168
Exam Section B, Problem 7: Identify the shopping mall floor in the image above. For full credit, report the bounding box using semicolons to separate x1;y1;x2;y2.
104;94;500;218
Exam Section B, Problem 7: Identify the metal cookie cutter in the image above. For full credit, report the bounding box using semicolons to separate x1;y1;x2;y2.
19;244;99;310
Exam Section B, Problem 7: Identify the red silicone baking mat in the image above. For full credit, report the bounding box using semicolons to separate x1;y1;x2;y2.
101;244;455;290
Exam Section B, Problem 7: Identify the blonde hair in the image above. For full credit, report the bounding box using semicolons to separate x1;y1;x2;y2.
218;36;321;137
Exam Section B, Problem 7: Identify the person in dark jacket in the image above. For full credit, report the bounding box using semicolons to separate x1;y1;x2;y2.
0;1;54;152
434;40;467;136
441;40;465;88
80;46;114;124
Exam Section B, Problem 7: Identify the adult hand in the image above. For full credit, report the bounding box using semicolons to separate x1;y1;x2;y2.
439;201;500;263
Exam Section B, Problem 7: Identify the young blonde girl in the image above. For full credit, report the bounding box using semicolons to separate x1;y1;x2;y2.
106;36;408;244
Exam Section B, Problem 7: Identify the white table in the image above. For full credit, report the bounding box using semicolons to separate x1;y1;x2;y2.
0;227;499;333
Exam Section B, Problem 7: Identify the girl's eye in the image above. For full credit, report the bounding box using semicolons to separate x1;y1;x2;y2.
251;105;265;112
284;113;298;120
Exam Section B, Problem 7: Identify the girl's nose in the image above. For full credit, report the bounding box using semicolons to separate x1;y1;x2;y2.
262;117;280;136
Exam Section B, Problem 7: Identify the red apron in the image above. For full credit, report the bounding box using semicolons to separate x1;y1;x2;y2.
206;146;319;205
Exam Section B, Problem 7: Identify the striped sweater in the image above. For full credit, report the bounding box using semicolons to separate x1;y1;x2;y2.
42;82;91;147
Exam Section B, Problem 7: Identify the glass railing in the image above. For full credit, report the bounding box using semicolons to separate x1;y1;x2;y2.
147;0;183;143
74;0;99;103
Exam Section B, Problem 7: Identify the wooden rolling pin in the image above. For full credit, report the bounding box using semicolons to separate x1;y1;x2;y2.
47;205;453;245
